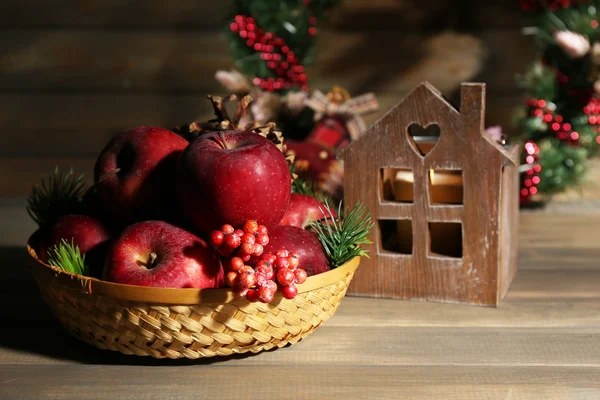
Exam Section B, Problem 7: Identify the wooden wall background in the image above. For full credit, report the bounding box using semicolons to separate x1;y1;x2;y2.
0;0;534;197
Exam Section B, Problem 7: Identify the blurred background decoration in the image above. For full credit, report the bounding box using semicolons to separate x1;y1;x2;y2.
515;0;600;204
2;0;598;205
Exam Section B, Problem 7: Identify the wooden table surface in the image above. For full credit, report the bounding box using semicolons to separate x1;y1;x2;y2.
0;199;599;399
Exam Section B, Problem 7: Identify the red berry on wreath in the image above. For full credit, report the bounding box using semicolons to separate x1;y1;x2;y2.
257;225;268;235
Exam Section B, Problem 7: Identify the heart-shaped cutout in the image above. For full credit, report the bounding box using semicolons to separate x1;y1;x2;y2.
406;123;441;157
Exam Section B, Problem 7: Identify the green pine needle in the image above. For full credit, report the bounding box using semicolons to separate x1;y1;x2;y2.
47;239;90;276
26;167;88;228
308;201;374;268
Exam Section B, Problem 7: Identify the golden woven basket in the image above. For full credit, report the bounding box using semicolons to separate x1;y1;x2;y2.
27;234;359;359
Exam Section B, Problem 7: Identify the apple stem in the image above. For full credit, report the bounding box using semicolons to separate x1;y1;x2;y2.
148;252;158;267
218;131;231;150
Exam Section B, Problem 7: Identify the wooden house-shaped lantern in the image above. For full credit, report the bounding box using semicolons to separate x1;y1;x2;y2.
341;82;520;306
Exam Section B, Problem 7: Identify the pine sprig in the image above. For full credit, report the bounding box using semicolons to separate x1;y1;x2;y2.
308;201;374;268
47;239;90;276
26;167;88;228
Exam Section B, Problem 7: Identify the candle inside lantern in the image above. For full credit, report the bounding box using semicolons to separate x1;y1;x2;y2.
392;169;463;204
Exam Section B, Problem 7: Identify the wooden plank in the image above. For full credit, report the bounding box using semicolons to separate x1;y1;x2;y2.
0;30;485;94
1;324;599;366
0;0;232;28
0;365;598;399
0;92;457;158
0;0;525;30
0;158;95;197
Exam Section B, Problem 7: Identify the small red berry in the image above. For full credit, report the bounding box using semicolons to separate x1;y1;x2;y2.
241;254;251;262
255;272;268;286
261;253;277;264
257;225;268;235
264;280;278;293
221;224;234;234
239;242;255;257
253;243;264;257
225;234;241;249
277;268;295;286
276;256;289;270
241;233;256;244
294;269;308;284
258;286;275;303
226;271;239;287
234;229;244;237
282;284;298;299
210;230;224;247
256;233;269;246
256;260;274;279
229;257;245;273
247;289;260;302
239;270;257;289
276;249;289;258
243;220;259;234
288;253;299;269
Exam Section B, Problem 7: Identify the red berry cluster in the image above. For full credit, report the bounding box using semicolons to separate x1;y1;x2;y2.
521;140;542;203
225;249;307;303
519;0;583;12
583;97;600;146
527;98;580;144
229;15;309;92
211;221;307;303
210;220;268;260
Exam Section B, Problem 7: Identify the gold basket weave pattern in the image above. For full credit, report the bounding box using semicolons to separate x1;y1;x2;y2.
28;238;359;359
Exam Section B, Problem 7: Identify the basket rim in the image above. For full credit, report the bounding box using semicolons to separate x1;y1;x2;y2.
27;232;360;304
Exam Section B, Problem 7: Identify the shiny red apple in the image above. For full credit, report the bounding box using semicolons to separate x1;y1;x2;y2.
264;225;330;276
40;214;111;277
280;194;336;229
94;126;188;224
103;221;224;288
177;130;291;235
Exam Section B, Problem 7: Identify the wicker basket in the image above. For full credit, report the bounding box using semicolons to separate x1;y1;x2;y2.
27;234;360;359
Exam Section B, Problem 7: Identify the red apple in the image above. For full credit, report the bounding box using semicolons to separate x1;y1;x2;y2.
103;221;224;288
94;126;188;224
264;225;330;276
280;194;337;229
177;130;291;235
40;214;111;277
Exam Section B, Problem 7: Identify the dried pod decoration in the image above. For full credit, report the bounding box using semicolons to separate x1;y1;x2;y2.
174;94;296;180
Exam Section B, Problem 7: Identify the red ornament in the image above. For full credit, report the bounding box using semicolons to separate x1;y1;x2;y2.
306;117;351;150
